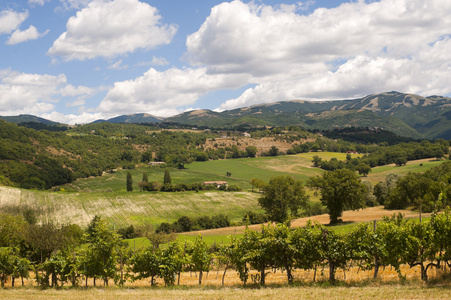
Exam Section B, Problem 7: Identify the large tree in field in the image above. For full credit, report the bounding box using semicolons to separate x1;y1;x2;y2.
307;169;366;224
258;176;309;222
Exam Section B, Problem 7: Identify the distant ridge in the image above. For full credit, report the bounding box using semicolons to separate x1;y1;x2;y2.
92;113;163;124
166;91;451;139
0;114;58;125
2;92;450;139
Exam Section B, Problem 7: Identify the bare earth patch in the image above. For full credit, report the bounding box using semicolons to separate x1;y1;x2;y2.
184;206;425;236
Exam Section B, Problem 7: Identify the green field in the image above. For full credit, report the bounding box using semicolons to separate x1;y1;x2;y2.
365;158;444;184
0;153;445;229
65;152;355;193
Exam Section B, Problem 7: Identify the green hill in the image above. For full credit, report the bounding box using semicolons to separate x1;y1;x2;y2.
167;92;451;139
93;113;163;124
0;114;58;125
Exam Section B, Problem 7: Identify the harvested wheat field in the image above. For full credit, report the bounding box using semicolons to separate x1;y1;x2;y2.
1;268;451;300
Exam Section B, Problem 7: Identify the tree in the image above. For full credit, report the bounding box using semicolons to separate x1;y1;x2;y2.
142;172;148;183
120;151;134;162
139;172;149;191
25;223;65;263
0;214;27;247
250;177;265;193
83;216;123;286
312;155;322;167
356;163;372;176
245;146;258;157
243;226;274;285
258;176;309;222
163;170;172;185
126;172;133;192
374;173;400;205
268;146;279;156
291;221;323;282
140;151;152;163
308;169;366;224
129;247;161;286
190;236;211;285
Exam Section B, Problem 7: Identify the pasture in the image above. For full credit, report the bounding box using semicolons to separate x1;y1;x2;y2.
0;153;444;229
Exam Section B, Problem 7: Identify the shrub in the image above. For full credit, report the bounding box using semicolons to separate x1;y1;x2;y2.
242;211;269;224
227;185;241;191
122;163;135;170
161;184;174;192
117;225;139;239
145;181;162;191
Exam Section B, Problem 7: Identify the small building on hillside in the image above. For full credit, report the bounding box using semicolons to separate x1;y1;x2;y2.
203;181;228;188
149;161;167;167
346;151;359;154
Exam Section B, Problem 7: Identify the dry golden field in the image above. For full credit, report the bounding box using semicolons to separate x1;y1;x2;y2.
184;206;427;236
1;266;451;300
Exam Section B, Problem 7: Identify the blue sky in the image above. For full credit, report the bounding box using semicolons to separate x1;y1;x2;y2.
1;0;450;124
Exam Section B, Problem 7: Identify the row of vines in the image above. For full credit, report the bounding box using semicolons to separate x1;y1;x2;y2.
2;211;451;288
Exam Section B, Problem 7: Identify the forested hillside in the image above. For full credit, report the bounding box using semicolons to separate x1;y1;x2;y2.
0;117;449;191
167;92;451;139
0;120;213;189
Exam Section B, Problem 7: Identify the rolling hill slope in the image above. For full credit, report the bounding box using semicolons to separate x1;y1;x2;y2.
167;92;451;139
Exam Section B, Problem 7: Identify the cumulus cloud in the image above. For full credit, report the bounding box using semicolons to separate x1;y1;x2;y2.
0;69;96;116
135;56;170;67
108;59;128;70
0;10;28;35
41;111;106;124
28;0;51;6
6;25;49;45
182;0;451;110
48;0;178;61
98;67;249;117
57;0;92;10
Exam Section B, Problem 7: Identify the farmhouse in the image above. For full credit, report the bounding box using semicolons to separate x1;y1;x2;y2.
149;161;167;167
203;181;228;188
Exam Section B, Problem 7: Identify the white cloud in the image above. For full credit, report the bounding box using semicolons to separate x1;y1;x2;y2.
0;10;28;35
58;84;96;97
41;111;106;124
183;0;451;110
98;67;249;117
48;0;178;61
219;38;451;110
28;0;51;6
135;56;170;67
0;69;96;116
6;25;49;45
58;0;91;10
108;59;128;70
66;98;86;107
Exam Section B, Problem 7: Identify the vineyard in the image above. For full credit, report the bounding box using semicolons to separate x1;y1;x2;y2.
2;211;451;290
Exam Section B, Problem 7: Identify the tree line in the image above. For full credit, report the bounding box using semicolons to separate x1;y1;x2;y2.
376;161;451;212
3;213;451;287
311;140;449;173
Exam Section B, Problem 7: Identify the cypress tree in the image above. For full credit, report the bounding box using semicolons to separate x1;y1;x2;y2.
163;170;172;184
126;172;133;192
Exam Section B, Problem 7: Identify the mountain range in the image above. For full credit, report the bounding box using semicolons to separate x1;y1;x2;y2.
1;92;450;139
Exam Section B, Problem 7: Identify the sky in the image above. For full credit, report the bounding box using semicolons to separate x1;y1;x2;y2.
1;0;451;124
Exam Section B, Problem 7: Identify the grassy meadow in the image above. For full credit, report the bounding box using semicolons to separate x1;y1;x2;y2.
0;152;444;230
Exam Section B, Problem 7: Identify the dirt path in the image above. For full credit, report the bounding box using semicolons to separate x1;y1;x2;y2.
183;206;426;236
